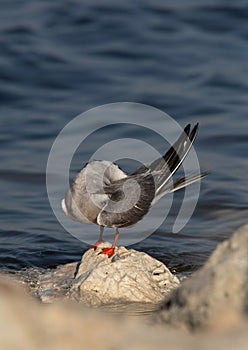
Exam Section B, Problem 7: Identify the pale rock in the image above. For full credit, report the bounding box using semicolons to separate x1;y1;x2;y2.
1;276;248;350
69;243;180;305
155;224;248;330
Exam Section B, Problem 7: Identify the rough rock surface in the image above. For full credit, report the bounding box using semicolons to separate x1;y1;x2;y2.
30;243;180;306
1;275;248;350
70;244;180;305
155;224;248;330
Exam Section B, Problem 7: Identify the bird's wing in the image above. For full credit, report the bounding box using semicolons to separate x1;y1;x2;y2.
131;123;208;205
155;124;199;193
151;172;208;204
132;123;200;193
97;171;155;228
97;123;207;225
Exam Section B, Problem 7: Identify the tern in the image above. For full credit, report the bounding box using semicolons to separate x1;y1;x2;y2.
62;123;207;257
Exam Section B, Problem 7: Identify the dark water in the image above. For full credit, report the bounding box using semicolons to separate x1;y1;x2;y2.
0;0;247;276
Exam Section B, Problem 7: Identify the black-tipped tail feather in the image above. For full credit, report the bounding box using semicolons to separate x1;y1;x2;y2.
150;123;200;194
151;172;208;205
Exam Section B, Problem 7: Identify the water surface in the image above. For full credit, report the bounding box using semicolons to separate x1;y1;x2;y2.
0;0;247;276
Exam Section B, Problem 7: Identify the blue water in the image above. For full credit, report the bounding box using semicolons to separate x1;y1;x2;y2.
0;0;247;275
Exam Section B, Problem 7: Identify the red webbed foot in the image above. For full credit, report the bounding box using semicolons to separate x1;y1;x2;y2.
100;247;116;258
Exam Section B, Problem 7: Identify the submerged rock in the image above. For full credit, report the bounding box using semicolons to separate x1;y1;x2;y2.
30;243;179;306
155;224;248;330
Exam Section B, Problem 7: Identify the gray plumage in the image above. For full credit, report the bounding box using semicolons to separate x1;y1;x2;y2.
62;123;207;231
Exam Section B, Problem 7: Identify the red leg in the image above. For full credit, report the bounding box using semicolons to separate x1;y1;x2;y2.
90;226;104;250
101;228;120;258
